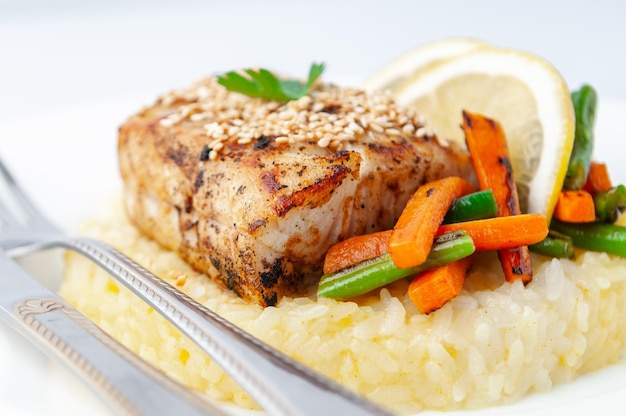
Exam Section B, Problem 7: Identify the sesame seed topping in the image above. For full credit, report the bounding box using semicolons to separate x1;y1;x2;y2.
150;76;435;159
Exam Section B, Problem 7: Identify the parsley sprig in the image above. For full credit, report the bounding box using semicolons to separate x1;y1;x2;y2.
216;62;325;102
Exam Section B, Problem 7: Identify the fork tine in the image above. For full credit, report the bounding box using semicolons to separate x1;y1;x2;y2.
0;156;49;223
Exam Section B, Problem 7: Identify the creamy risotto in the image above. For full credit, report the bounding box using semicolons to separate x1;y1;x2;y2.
60;200;626;414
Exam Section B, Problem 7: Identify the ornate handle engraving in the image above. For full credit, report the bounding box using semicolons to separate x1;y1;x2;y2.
14;297;141;416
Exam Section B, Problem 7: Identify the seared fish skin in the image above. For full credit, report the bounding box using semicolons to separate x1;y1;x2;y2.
118;78;473;306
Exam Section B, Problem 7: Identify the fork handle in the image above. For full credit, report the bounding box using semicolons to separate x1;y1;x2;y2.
56;237;392;416
0;253;225;416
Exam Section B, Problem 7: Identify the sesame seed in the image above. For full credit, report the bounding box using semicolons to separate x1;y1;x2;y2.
402;123;416;134
317;135;332;148
348;121;364;133
159;117;175;127
190;113;209;122
312;102;325;112
338;132;355;140
374;104;388;112
370;123;384;133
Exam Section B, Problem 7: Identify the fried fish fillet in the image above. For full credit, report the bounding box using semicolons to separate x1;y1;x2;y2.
118;77;473;306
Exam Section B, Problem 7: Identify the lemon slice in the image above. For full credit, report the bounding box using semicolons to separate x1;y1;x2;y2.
388;47;575;221
363;37;491;94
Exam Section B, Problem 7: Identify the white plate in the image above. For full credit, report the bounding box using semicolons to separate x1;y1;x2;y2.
0;97;625;416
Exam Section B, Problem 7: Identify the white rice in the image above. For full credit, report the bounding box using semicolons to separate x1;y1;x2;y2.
59;200;626;414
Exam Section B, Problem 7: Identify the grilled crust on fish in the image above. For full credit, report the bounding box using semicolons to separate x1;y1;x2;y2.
118;78;473;306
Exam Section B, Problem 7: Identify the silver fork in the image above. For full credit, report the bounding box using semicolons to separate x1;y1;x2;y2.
0;157;393;416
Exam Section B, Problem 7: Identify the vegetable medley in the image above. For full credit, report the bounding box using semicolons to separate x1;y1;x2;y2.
318;85;626;313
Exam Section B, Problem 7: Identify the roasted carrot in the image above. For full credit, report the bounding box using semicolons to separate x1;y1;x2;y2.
553;190;596;223
436;214;548;250
408;255;474;314
388;176;475;269
323;230;391;274
583;161;612;194
462;110;533;283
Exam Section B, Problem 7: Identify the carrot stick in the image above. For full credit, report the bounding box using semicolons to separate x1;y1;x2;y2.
436;213;548;250
323;230;391;274
408;255;474;314
553;190;596;223
388;176;475;269
583;161;612;194
461;110;533;283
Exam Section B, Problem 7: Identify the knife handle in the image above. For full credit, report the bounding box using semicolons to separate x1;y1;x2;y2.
1;255;223;416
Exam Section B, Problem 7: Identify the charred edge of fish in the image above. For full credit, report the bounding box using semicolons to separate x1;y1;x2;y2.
194;170;205;191
223;268;241;292
183;220;197;231
327;150;352;166
320;104;341;114
210;256;221;271
261;171;288;194
260;258;282;289
273;163;351;217
254;135;272;150
200;145;211;161
386;181;399;192
264;292;278;307
166;146;186;167
248;219;267;234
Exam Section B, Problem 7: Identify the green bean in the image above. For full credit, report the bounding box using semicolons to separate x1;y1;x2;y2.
594;184;626;223
563;85;598;190
442;190;498;224
317;231;475;299
550;219;626;258
529;230;575;259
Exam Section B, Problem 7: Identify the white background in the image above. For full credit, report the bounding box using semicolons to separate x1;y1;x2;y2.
1;0;626;122
1;1;625;415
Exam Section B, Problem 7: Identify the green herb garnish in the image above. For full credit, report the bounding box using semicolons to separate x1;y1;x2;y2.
216;62;325;102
